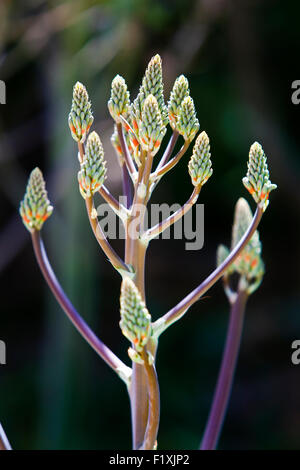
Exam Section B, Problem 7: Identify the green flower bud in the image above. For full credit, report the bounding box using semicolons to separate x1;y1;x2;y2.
108;75;130;123
176;96;199;142
139;95;166;155
231;198;264;293
242;142;277;211
132;54;168;127
68;82;94;143
120;278;151;352
188;131;213;186
168;75;190;130
78;131;107;199
217;198;265;297
231;198;263;273
20;168;53;232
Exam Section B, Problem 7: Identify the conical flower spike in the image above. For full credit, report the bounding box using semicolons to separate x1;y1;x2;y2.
120;278;152;353
108;75;130;123
168;75;190;130
78;131;107;199
141;54;168;126
68;82;94;143
242;142;277;211
176;96;199;142
132;54;168;127
188;131;213;186
139;95;167;155
20;168;53;232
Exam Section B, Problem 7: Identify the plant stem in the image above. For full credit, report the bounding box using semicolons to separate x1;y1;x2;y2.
122;164;133;208
144;185;201;240
154;140;190;178
117;123;137;177
85;196;130;273
153;205;263;334
31;230;131;385
0;423;11;450
99;185;128;217
124;145;161;448
155;131;179;171
125;237;149;449
140;349;160;450
78;142;85;163
201;288;248;450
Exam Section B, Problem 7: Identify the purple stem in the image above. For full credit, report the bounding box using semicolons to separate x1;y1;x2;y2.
0;422;11;450
156;131;179;171
160;205;263;329
122;164;133;208
31;230;130;379
201;288;248;450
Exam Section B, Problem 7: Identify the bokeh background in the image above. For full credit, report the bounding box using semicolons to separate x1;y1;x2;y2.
0;0;299;450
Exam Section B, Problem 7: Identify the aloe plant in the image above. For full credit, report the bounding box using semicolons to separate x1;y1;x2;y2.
11;54;277;451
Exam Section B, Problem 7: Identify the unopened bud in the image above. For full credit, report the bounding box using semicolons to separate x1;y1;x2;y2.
20;168;53;232
242;142;277;211
68;82;93;143
188;131;212;186
78;131;106;198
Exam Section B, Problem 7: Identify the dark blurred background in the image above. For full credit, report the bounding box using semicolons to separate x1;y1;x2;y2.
0;0;299;450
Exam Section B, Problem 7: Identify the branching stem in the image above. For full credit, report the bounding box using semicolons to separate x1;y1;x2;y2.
155;131;179;171
153;205;263;335
99;185;128;219
153;139;190;178
31;230;131;385
117;123;137;178
85;196;130;273
144;185;201;241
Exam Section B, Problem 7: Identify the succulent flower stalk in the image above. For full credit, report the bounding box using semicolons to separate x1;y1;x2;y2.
176;96;199;142
20;168;53;232
108;75;130;123
188;131;213;186
78;131;107;199
120;278;152;353
168;75;190;130
133;54;168;128
68;82;94;143
139;95;166;155
242;142;277;211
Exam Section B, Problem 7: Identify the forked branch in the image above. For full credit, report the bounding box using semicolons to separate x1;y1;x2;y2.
143;184;201;241
152;205;263;336
31;230;131;386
